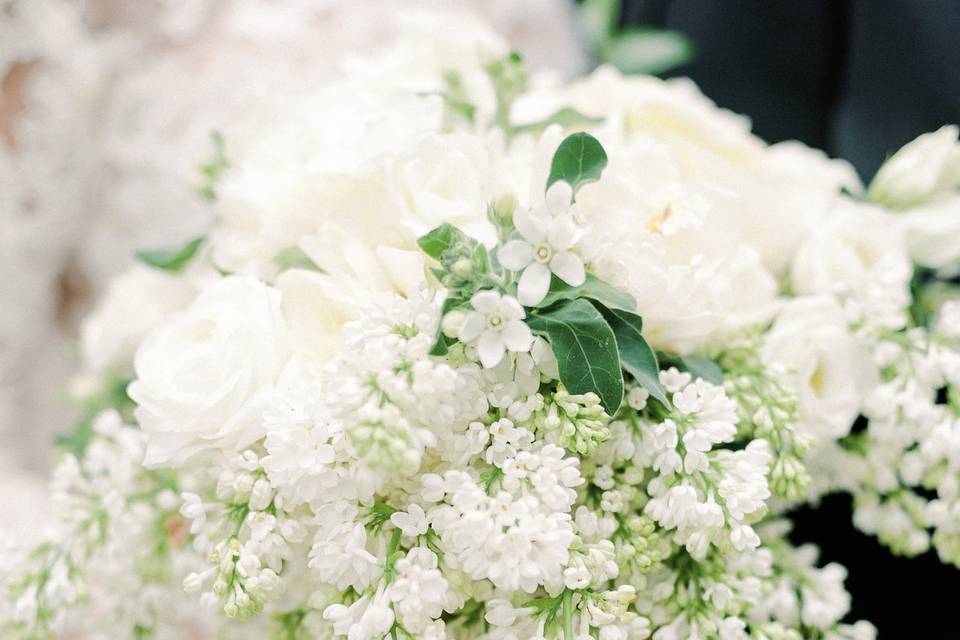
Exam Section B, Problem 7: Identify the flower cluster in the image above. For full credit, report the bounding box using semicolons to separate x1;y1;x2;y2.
5;8;960;639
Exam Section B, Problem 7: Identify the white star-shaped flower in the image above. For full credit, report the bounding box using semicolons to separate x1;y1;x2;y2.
497;182;586;306
458;290;533;368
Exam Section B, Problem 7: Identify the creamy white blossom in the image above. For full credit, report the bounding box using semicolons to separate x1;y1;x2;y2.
12;17;956;638
459;290;534;368
498;181;587;306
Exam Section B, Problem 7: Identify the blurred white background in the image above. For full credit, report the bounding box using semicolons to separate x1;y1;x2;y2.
0;0;587;536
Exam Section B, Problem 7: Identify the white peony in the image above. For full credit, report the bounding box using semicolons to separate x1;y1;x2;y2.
576;130;777;353
129;276;289;466
763;297;877;439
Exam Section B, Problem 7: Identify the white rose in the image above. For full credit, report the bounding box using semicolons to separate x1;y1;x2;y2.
528;67;764;173
868;125;960;209
299;226;427;297
209;88;445;278
274;269;358;372
129;276;289;467
898;195;960;273
763;297;878;440
80;264;195;373
791;200;911;328
385;132;500;244
738;141;861;276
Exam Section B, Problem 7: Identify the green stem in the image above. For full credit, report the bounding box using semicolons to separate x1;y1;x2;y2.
561;589;574;640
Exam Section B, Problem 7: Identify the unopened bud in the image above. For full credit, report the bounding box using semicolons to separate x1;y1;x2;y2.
452;258;473;278
442;309;467;338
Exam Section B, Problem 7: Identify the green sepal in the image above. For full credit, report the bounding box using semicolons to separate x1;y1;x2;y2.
273;245;321;272
513;107;604;136
135;236;205;272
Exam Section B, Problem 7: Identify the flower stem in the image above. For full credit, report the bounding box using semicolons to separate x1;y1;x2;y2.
561;589;574;640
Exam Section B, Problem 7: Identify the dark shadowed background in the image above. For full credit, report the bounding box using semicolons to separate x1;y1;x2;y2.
622;0;960;180
619;1;960;635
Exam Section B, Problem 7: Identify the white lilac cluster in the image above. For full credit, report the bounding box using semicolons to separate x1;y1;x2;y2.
5;8;960;640
0;0;585;509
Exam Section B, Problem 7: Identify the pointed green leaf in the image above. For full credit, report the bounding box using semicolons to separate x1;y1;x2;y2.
536;273;636;312
417;224;463;260
135;236;205;272
604;28;693;75
594;305;669;407
274;245;321;272
512;108;604;136
527;298;623;414
579;0;620;46
658;353;724;385
546;132;608;193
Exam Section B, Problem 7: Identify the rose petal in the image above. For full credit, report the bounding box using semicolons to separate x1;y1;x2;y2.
497;240;534;271
513;207;547;244
477;330;506;368
550;251;586;286
458;311;486;343
517;262;552;306
470;289;501;314
502;320;533;353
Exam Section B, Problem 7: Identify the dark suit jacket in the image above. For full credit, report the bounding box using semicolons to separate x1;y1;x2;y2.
623;0;960;180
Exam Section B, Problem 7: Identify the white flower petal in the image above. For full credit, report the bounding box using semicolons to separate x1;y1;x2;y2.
545;181;573;216
498;295;526;321
517;263;552;306
501;320;533;353
498;240;534;271
550;252;586;287
513;207;547;244
470;289;501;314
458;311;486;343
548;215;578;252
477;331;506;368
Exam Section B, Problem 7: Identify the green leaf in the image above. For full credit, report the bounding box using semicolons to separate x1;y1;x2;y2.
658;353;724;385
135;236;205;272
536;273;637;312
418;224;492;301
441;94;476;123
603;28;693;76
546;132;608;194
527;298;623;414
196;130;229;201
56;375;135;459
417;224;462;260
579;0;620;47
595;305;669;407
273;245;321;272
512;107;604;136
485;52;528;136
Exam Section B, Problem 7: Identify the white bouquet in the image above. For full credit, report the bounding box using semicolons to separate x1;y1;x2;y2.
4;12;960;640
